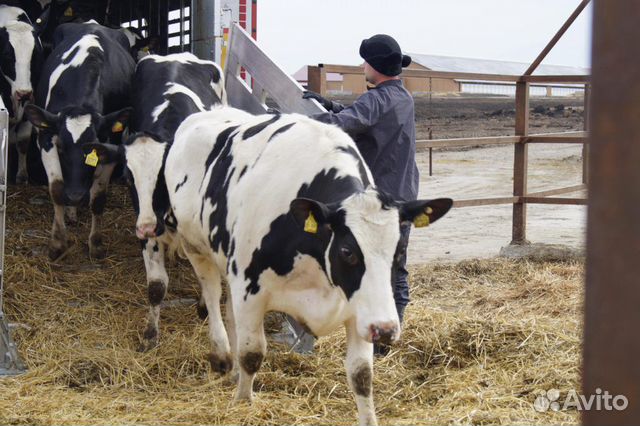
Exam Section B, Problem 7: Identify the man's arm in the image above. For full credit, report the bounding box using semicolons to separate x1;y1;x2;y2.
309;91;384;135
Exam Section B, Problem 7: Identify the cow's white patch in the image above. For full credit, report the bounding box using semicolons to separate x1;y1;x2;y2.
125;136;167;230
0;7;35;97
46;34;103;107
152;82;209;122
140;52;215;66
40;136;63;183
65;114;92;143
151;100;170;123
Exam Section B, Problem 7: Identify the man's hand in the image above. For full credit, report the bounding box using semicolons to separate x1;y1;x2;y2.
303;91;344;113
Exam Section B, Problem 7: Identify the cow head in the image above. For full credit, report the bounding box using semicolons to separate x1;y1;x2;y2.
81;132;169;239
290;190;452;345
0;10;42;120
24;104;131;205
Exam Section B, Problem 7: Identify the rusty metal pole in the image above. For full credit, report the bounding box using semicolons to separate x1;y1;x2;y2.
511;81;530;244
583;1;640;424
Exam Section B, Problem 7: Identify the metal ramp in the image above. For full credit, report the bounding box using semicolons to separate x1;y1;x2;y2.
0;99;24;376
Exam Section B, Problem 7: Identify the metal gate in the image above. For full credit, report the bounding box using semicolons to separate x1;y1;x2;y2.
0;99;24;376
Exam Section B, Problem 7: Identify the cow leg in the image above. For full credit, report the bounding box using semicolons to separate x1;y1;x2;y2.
88;163;115;259
65;206;78;225
185;252;232;374
141;238;169;350
40;143;68;260
232;293;267;402
15;121;32;185
345;318;377;426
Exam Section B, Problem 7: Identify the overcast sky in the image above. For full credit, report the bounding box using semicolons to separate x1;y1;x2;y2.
256;0;592;74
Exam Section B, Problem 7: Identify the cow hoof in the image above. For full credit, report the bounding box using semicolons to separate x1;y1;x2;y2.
16;174;28;185
48;243;68;261
138;326;159;351
233;391;254;403
196;301;208;320
208;352;233;375
90;246;106;259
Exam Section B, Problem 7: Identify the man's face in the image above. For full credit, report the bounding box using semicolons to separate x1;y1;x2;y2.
363;62;377;84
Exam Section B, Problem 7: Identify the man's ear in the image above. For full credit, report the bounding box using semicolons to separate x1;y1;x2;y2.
81;142;124;165
24;104;58;132
289;198;332;234
399;198;453;228
100;107;133;134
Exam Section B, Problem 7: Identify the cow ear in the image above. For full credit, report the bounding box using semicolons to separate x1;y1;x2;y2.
100;107;133;134
81;142;124;165
290;198;332;235
24;104;58;132
399;198;453;228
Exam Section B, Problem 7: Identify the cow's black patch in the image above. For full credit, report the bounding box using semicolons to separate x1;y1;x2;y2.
238;165;247;180
327;209;366;299
201;127;239;255
90;191;107;215
267;122;295;142
152;242;159;252
148;280;166;306
231;260;238;275
240;351;263;375
351;364;372;397
336;145;371;188
61;46;79;64
174;175;188;192
243;168;365;300
242;115;279;140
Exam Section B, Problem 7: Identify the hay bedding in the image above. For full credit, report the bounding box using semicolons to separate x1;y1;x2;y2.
0;185;583;425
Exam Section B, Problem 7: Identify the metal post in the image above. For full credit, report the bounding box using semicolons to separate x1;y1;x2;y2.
179;0;185;52
511;81;529;244
428;127;433;177
0;99;23;376
582;83;590;184
191;0;216;60
583;0;640;423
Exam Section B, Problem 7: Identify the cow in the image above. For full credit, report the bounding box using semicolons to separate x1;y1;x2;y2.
164;107;452;426
23;21;134;260
0;4;43;183
82;52;227;350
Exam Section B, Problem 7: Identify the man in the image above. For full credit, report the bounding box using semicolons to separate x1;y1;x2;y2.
303;34;419;333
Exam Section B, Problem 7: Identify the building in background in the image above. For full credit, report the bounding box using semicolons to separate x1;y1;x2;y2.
297;54;589;97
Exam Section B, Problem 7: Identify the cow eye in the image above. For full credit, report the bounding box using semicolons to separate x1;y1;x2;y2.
340;246;358;265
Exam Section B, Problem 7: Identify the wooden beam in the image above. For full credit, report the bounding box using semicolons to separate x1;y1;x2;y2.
523;0;592;76
520;75;590;84
511;81;530;244
584;1;640;423
416;135;520;149
522;197;587;205
319;64;519;82
523;135;588;143
526;184;587;198
453;197;519;208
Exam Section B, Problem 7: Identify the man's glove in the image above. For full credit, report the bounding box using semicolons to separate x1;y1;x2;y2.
302;91;345;113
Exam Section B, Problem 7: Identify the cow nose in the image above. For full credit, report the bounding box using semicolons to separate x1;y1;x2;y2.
136;223;157;239
369;322;399;346
15;90;33;102
66;190;85;205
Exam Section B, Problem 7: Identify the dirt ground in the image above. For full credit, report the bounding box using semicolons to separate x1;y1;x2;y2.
331;94;587;264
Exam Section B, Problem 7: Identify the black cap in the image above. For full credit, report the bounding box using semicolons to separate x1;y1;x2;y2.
359;34;412;77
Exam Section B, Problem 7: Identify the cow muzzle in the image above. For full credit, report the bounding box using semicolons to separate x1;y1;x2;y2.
136;223;157;239
15;90;33;105
368;321;399;345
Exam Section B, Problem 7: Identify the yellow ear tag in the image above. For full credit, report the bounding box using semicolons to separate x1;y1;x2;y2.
40;122;48;128
64;6;73;17
304;212;318;234
112;121;124;133
413;212;430;228
85;149;99;167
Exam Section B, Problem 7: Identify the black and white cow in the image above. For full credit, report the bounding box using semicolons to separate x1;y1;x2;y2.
0;4;43;183
165;107;452;425
23;21;134;260
83;52;226;349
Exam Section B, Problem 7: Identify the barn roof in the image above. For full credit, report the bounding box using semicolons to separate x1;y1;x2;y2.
407;53;589;76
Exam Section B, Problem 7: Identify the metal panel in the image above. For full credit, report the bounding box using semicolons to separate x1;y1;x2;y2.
224;23;323;114
0;99;24;376
583;0;640;423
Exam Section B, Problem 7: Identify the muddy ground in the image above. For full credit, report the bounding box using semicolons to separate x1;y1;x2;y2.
329;94;587;263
